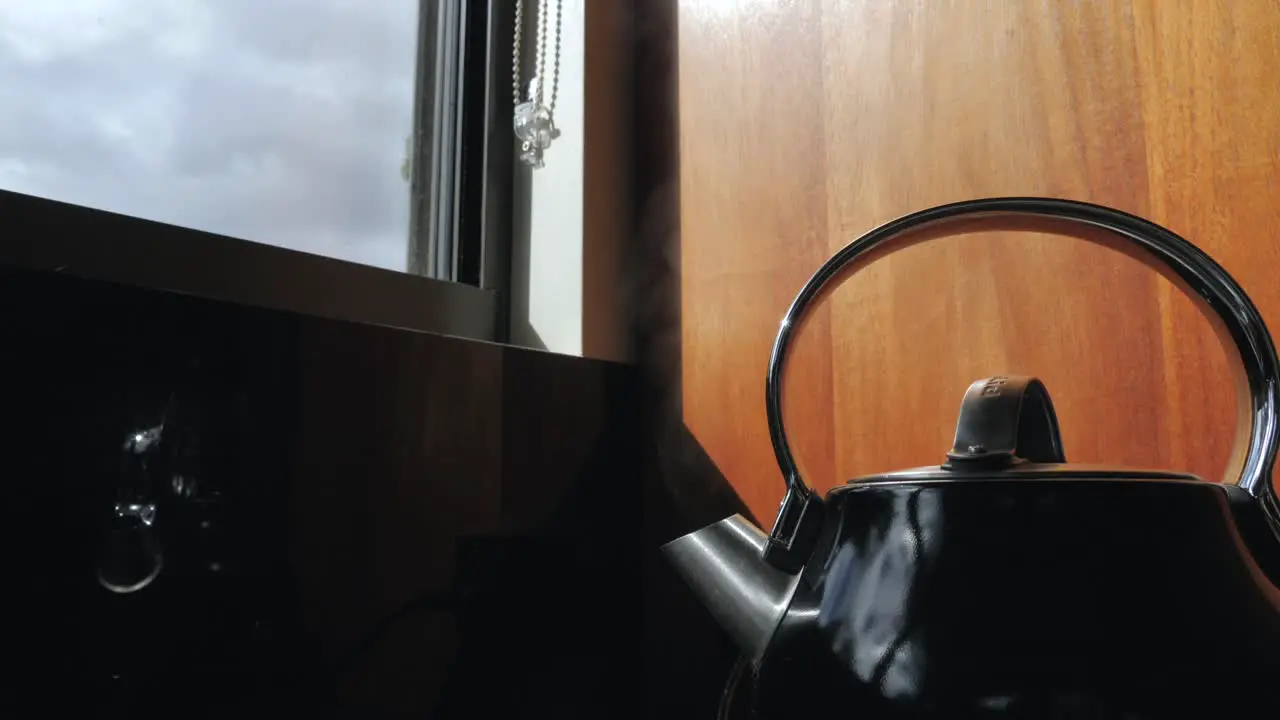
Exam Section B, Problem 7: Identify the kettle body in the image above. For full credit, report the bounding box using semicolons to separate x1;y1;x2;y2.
662;199;1280;718
753;477;1280;717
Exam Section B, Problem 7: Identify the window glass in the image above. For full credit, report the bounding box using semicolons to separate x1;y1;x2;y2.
0;0;419;272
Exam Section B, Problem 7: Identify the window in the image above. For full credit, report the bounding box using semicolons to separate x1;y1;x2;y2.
0;0;499;284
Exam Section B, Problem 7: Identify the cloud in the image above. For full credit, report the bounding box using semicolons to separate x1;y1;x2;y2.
0;0;418;272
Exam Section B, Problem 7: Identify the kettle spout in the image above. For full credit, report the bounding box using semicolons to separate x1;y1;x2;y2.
661;515;802;664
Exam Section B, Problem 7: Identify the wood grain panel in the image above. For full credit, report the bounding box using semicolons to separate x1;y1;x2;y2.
1132;0;1280;474
678;0;1279;522
678;0;836;518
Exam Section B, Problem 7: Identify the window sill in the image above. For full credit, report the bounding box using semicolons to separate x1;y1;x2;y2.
0;189;498;342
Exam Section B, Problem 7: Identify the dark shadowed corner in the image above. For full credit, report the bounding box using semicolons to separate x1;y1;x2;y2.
631;0;760;717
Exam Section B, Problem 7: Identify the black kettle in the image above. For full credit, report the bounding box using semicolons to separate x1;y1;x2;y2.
663;198;1280;718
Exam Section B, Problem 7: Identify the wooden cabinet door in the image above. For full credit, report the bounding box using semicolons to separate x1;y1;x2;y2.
677;0;1280;521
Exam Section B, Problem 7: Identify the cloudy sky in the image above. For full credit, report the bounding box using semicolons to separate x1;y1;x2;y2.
0;0;418;272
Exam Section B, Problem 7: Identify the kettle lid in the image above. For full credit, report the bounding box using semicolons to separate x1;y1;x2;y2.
851;376;1197;485
850;463;1200;485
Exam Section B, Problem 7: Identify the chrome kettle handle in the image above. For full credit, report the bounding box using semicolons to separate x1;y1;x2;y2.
762;197;1280;572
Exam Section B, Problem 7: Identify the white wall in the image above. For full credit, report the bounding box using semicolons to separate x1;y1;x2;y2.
510;0;585;356
509;0;631;362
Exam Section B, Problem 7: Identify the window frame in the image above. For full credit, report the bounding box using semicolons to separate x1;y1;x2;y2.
0;0;512;344
0;188;499;341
